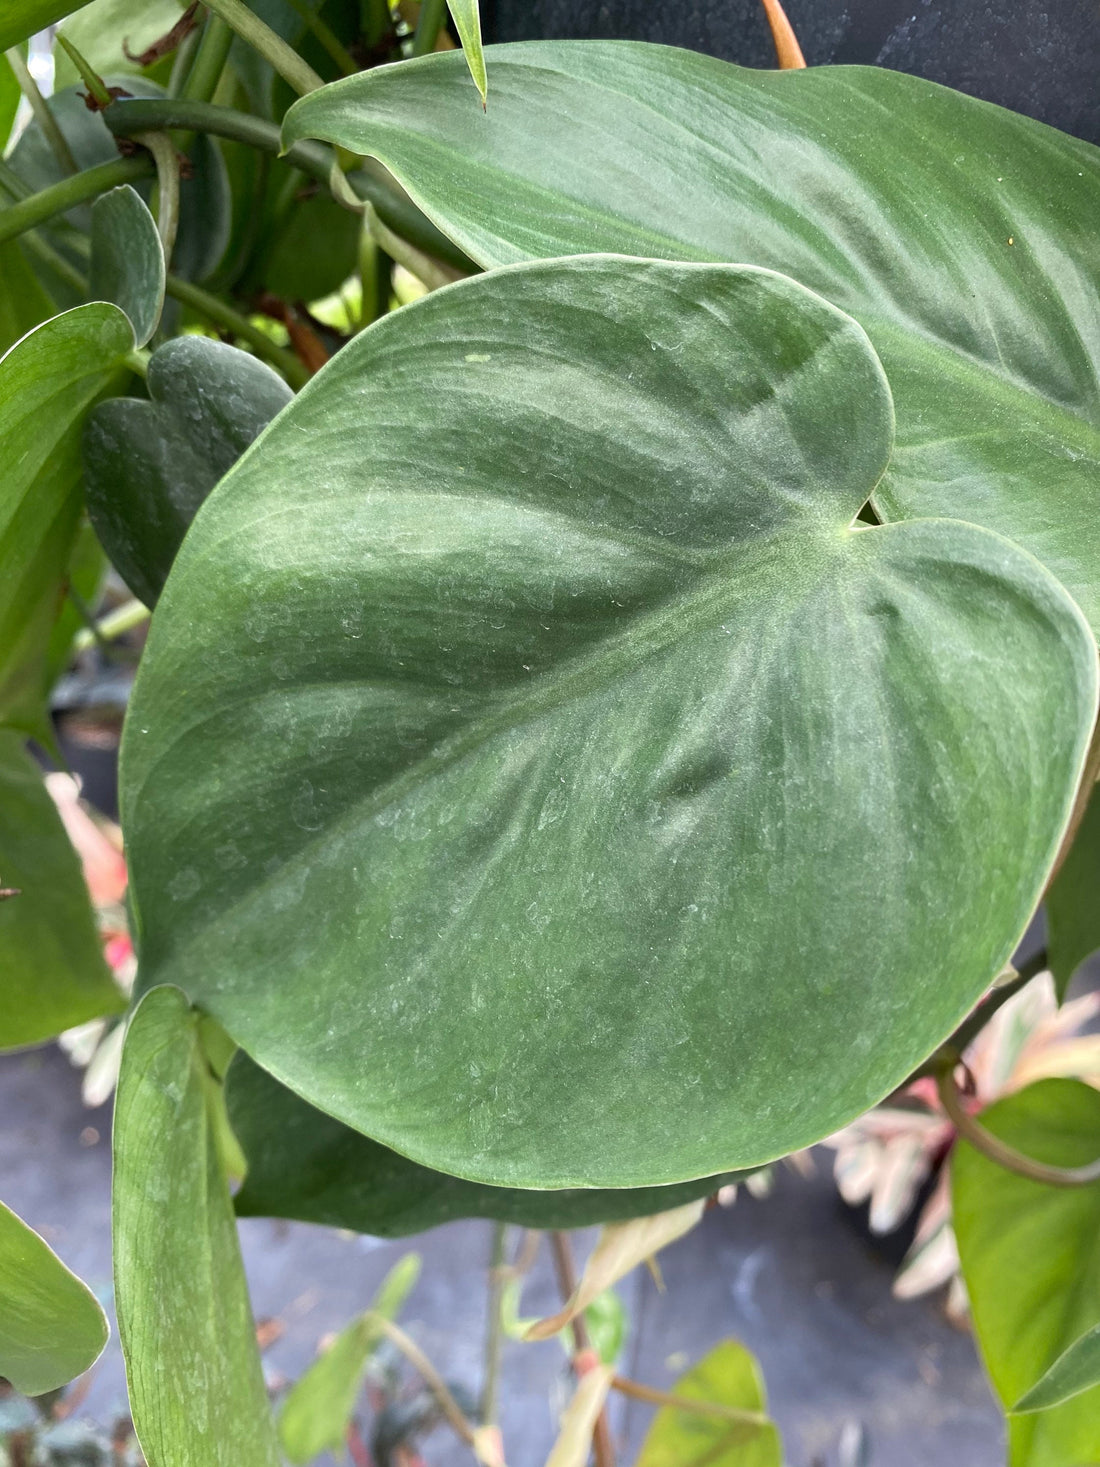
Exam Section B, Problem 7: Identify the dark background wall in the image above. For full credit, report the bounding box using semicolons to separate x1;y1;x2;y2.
483;1;1100;143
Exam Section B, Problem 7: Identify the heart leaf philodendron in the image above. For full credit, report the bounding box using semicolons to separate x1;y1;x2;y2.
282;44;1100;638
121;256;1097;1189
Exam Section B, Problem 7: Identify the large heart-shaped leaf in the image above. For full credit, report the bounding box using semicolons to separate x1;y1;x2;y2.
228;1053;742;1234
953;1079;1100;1466
122;257;1097;1187
84;335;293;606
114;985;280;1467
282;45;1100;634
0;1197;108;1396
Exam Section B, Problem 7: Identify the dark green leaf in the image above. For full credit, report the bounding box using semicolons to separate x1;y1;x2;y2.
634;1340;780;1467
90;186;165;348
0;731;123;1050
0;2;91;53
0;240;56;359
0;51;20;151
1015;1324;1100;1414
1046;788;1100;1000
282;45;1100;635
953;1079;1100;1466
84;335;292;606
171;131;233;286
0;1198;108;1396
251;181;360;304
113;985;280;1467
121;257;1097;1188
228;1053;744;1233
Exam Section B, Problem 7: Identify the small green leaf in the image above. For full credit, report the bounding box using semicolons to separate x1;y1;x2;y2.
113;985;280;1467
953;1079;1100;1466
634;1340;780;1467
83;335;292;607
447;0;486;104
278;1254;421;1464
0;2;91;53
1046;789;1100;1000
0;730;123;1051
90;186;165;348
1015;1324;1100;1414
0;1197;108;1396
52;0;187;89
584;1290;626;1368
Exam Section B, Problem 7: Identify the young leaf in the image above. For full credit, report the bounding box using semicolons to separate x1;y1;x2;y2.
52;0;188;90
281;46;1100;637
90;186;166;349
121;257;1097;1190
1015;1324;1100;1414
953;1079;1100;1465
113;985;280;1467
1046;788;1100;1000
634;1341;780;1467
83;335;292;606
0;1198;108;1396
0;731;124;1051
278;1254;421;1464
447;0;486;104
227;1052;746;1234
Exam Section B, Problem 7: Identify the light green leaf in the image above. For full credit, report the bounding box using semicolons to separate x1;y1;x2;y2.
0;301;133;739
282;44;1100;635
113;985;280;1467
634;1340;780;1467
1046;787;1100;1000
446;0;486;104
84;335;291;606
53;0;186;89
278;1254;421;1464
584;1291;626;1368
90;186;165;349
121;256;1097;1189
953;1079;1100;1466
0;2;91;53
0;730;123;1051
0;1198;108;1396
228;1053;745;1234
1015;1324;1100;1414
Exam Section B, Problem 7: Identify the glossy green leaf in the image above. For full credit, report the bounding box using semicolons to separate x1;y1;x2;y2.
84;335;292;607
90;186;165;349
0;302;133;738
1015;1324;1100;1415
0;1198;108;1396
121;256;1098;1188
278;1253;420;1464
52;0;186;90
953;1079;1100;1466
446;0;486;104
0;1;90;52
634;1340;780;1467
113;985;280;1467
228;1053;743;1234
283;45;1100;636
0;731;123;1050
1046;788;1100;1000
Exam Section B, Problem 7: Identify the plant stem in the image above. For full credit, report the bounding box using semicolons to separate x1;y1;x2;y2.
481;1222;508;1427
5;46;79;175
549;1233;616;1467
367;1314;485;1459
0;156;153;247
909;948;1049;1081
164;274;310;388
610;1374;769;1428
135;130;181;267
937;1058;1100;1187
201;0;325;95
179;12;234;105
412;0;448;55
759;0;807;68
283;0;359;76
366;201;464;291
73;598;151;654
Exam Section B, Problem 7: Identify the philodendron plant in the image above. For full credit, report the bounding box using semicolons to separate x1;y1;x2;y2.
3;0;1100;1461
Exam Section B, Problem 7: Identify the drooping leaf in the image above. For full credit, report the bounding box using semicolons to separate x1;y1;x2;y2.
0;731;123;1051
90;186;165;349
282;45;1100;635
0;301;133;739
278;1253;421;1464
121;257;1097;1189
0;1198;109;1396
228;1053;745;1234
0;1;91;53
446;0;486;104
52;0;187;90
83;335;292;607
953;1078;1100;1466
1046;786;1100;1000
1015;1323;1100;1414
634;1340;780;1467
113;985;280;1467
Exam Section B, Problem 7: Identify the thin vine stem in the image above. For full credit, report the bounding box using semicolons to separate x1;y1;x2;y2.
135;130;181;267
0;156;153;247
283;0;358;75
481;1222;508;1427
610;1374;769;1428
366;1314;488;1462
5;46;78;175
179;12;234;105
549;1233;616;1467
73;598;151;654
200;0;325;95
164;274;310;388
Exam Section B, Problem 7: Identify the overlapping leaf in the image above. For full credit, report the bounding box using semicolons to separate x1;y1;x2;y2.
283;45;1100;633
1046;788;1100;1000
635;1340;780;1467
90;186;165;349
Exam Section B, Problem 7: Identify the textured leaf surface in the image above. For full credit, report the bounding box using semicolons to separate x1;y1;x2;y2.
90;186;165;349
0;731;122;1050
114;986;279;1467
0;1198;108;1396
1016;1324;1100;1414
283;45;1100;633
122;257;1097;1188
84;336;292;606
634;1340;780;1467
0;302;133;737
954;1079;1100;1466
1046;787;1100;1000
